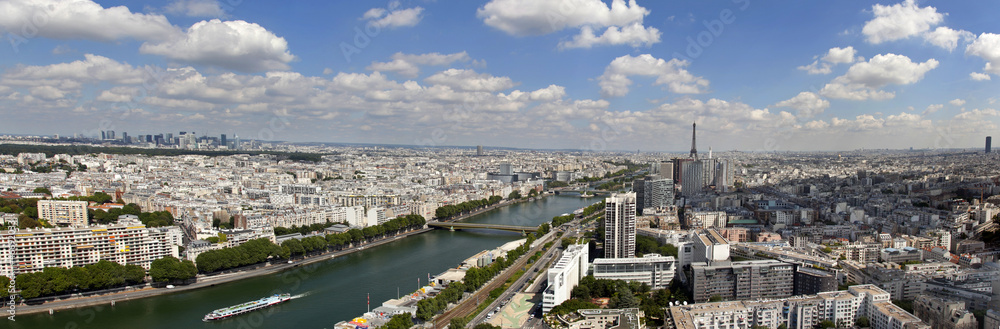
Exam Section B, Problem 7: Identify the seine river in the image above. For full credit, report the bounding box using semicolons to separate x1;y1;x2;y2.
11;195;601;329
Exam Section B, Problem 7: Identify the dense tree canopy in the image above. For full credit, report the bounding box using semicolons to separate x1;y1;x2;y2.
434;196;502;219
150;256;198;283
15;260;144;299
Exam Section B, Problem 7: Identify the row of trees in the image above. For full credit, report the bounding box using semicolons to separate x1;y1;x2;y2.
415;281;466;321
15;260;145;299
195;238;284;273
197;215;427;273
89;203;174;228
149;256;198;283
273;222;336;236
462;234;535;291
434;196;503;219
417;233;538;321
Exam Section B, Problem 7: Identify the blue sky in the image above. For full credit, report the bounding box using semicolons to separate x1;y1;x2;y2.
0;0;998;152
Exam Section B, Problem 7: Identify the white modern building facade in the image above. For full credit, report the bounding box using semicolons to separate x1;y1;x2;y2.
542;244;589;313
592;254;676;290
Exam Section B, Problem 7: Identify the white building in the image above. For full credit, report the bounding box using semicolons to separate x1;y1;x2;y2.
542;244;589;313
0;223;171;276
605;192;637;259
37;200;89;227
592;254;676;289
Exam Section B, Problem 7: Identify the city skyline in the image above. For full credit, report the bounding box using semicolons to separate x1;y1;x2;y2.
1;1;999;151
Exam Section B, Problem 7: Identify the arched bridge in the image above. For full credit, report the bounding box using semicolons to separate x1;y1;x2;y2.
427;221;537;233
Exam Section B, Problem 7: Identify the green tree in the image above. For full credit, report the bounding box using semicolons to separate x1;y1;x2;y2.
819;320;836;329
449;317;470;329
856;316;870;328
32;187;51;195
507;191;522;200
282;239;305;256
150;256;198;283
383;314;414;329
709;295;723;302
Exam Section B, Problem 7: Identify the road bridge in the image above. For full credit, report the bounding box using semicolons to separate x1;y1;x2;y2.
426;221;537;233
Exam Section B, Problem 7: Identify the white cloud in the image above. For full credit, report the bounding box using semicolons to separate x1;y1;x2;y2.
367;52;472;78
598;54;709;97
966;33;1000;76
922;26;973;51
140;19;296;72
362;2;423;29
96;87;140;102
970;72;991;81
424;69;516;92
949;98;966;106
558;22;660;49
820;53;938;100
165;0;226;17
322;68;335;75
0;0;180;42
477;0;658;48
529;85;566;101
823;46;858;64
798;46;858;75
862;0;943;44
30;85;65;100
774;92;830;118
923;104;943;115
1;54;149;89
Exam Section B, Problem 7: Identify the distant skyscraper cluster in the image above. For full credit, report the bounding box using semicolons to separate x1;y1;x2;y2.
93;130;242;150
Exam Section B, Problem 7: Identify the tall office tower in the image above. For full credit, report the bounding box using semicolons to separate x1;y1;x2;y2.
499;162;512;175
689;122;698;159
632;180;646;215
647;178;674;209
605;192;637;259
221;134;227;148
714;159;734;192
121;132;128;143
701;158;718;188
166;133;173;144
234;134;240;150
660;162;674;180
477;145;483;156
988;136;992;153
101;131;106;140
681;160;703;197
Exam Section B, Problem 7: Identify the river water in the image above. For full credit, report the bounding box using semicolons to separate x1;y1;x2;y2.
11;195;601;329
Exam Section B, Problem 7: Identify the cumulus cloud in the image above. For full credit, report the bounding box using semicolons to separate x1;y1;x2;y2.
140;19;296;72
774;92;830;118
558;22;660;49
923;26;974;51
966;33;1000;76
165;0;227;17
923;104;943;115
477;0;658;48
0;0;180;42
820;53;938;100
798;46;859;75
367;52;472;78
949;99;966;107
362;2;423;29
424;69;516;92
1;54;150;91
970;72;991;81
862;0;943;44
598;54;709;97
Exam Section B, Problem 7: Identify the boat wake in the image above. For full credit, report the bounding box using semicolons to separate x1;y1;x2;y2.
291;292;310;299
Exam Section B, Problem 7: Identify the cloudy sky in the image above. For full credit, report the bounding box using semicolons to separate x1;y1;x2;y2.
0;0;998;152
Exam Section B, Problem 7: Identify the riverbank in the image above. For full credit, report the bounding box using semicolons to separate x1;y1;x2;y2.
12;227;434;316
